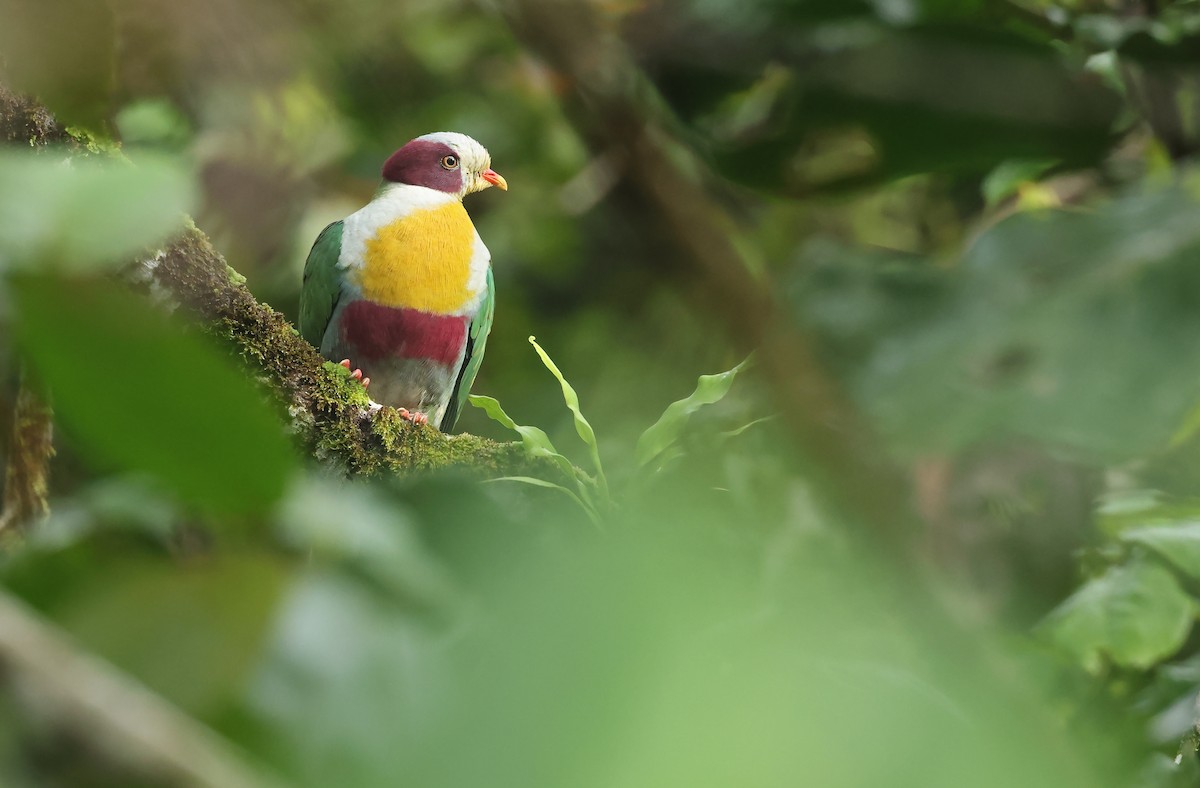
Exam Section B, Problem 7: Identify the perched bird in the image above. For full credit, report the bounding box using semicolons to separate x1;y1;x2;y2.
299;132;506;430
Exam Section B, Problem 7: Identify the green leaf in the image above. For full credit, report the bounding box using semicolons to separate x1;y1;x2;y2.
468;393;519;432
0;149;195;271
636;357;751;467
486;477;601;528
10;274;297;515
467;393;558;456
468;394;582;492
1122;522;1200;580
1040;560;1195;672
527;336;607;494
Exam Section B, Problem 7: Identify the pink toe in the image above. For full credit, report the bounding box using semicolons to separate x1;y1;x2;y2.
396;408;428;425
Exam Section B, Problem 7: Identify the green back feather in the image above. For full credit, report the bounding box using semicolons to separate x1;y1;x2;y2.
442;265;495;432
299;221;344;348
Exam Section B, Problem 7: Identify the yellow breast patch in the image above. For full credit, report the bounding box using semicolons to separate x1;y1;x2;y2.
357;201;476;313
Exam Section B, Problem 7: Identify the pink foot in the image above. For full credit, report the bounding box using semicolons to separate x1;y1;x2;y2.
339;359;370;388
397;408;429;426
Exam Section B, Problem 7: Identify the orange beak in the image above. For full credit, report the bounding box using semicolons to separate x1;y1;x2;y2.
481;168;508;191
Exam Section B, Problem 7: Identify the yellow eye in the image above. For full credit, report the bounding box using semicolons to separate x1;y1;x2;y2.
440;155;459;170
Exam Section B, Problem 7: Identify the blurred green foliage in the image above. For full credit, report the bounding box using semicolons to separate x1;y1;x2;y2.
0;150;194;271
847;181;1200;462
11;274;297;516
7;0;1200;785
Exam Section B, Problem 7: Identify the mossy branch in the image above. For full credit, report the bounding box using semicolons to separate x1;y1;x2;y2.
141;225;548;479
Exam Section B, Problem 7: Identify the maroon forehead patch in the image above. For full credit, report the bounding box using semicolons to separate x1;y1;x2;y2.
381;140;463;193
339;300;468;366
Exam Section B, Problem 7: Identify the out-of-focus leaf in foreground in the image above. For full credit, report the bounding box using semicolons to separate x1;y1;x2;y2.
53;553;284;715
241;511;1130;788
276;476;458;608
855;184;1200;462
10;274;297;515
0;149;194;270
1;519;290;718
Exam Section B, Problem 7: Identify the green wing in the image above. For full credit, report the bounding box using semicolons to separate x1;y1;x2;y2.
441;265;495;432
299;221;345;349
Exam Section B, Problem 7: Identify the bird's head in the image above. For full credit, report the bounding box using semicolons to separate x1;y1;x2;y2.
381;132;507;199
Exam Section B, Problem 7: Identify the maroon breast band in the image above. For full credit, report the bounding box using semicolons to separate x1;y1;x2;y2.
340;300;469;366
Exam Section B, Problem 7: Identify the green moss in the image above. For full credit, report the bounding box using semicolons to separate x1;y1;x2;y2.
321;361;373;407
63;125;126;159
